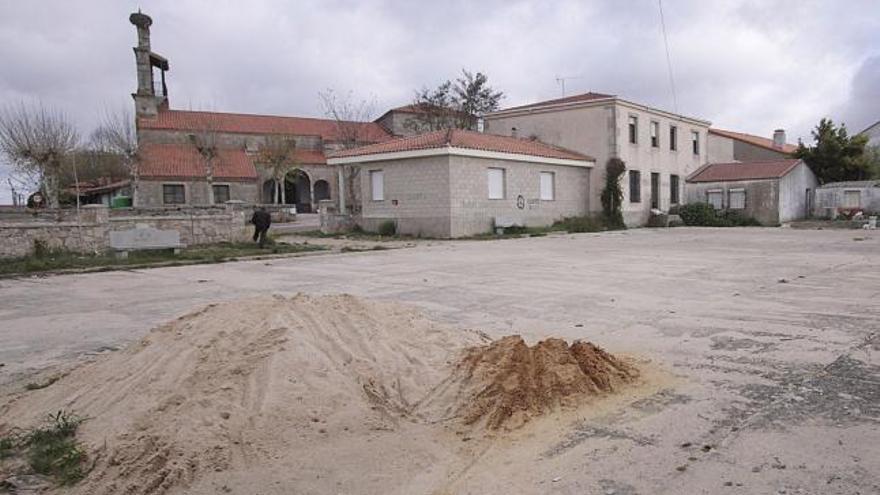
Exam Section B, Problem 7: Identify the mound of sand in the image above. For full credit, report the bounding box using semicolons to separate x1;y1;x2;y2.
444;336;638;429
0;295;639;495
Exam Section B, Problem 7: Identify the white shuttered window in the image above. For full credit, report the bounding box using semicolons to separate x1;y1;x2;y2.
370;170;384;201
707;190;723;209
729;189;745;209
488;168;505;199
540;172;555;200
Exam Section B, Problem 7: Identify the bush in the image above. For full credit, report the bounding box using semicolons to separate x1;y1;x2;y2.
552;215;606;233
677;203;718;226
676;203;761;227
377;220;397;236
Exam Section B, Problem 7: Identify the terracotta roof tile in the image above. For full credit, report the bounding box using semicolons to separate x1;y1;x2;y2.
138;109;393;143
140;144;257;180
328;129;593;162
687;159;802;183
709;128;797;154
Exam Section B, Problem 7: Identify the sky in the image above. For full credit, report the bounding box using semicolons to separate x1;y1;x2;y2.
1;0;879;204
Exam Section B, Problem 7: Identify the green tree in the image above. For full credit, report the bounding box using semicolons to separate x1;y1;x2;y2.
795;118;871;183
600;158;626;228
406;70;504;132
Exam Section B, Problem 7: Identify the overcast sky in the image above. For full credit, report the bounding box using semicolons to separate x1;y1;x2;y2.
1;0;879;203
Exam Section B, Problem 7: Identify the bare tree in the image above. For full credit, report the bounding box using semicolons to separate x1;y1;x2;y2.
406;69;504;133
318;89;376;213
257;135;300;204
0;103;79;208
188;113;222;205
91;108;141;205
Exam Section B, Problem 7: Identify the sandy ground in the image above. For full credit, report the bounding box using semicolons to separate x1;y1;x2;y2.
1;227;879;494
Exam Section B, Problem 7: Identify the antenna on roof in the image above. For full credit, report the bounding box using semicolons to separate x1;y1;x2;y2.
555;75;584;97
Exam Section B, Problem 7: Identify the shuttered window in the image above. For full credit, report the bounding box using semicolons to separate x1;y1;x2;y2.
629;170;641;203
540;172;555;200
707;189;723;209
370;170;384;201
670;175;680;204
729;189;745;209
488;168;505;199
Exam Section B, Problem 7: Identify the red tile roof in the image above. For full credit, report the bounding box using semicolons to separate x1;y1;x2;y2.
497;92;615;113
140;144;257;180
687;159;802;183
328;128;593;162
293;149;327;164
709;128;797;154
138;109;393;143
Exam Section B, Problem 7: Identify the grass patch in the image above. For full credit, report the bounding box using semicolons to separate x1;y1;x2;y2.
25;376;60;391
0;241;327;277
0;410;87;485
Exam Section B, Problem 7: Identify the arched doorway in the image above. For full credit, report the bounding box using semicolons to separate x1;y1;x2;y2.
314;180;331;202
284;170;312;212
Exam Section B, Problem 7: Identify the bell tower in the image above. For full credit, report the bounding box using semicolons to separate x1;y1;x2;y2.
130;11;170;118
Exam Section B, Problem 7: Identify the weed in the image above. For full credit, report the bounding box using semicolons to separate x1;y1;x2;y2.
23;411;87;485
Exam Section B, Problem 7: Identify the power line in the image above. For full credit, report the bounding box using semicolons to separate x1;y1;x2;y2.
658;0;679;115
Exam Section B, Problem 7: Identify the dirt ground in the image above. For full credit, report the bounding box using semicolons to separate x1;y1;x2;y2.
1;227;878;494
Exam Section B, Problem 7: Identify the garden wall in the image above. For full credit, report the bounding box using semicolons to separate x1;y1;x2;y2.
0;204;251;258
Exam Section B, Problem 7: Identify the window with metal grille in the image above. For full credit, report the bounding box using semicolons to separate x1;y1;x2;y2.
162;184;185;204
212;185;230;204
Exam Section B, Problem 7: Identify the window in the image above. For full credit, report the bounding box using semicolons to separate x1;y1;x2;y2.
628;115;638;144
629;170;641;203
729;189;746;209
488;168;505;199
844;190;861;208
707;189;723;209
212;184;230;204
650;121;659;148
691;130;700;155
162;184;185;204
650;173;660;209
670;174;680;204
370;170;384;201
670;125;678;151
540;172;555;201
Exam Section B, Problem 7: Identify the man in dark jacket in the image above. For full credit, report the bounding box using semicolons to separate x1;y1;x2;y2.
251;207;272;248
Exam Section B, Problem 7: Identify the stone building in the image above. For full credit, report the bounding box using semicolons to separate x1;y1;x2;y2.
327;129;594;237
813;180;880;217
129;12;392;210
483;92;711;226
686;159;817;225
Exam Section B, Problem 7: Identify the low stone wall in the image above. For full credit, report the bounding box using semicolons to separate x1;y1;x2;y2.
0;204;250;258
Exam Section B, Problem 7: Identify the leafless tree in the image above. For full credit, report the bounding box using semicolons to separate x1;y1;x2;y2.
318;89;376;213
0;103;79;208
188;113;222;205
257;135;300;204
91;108;141;205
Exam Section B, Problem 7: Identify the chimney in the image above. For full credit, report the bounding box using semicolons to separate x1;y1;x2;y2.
773;129;786;149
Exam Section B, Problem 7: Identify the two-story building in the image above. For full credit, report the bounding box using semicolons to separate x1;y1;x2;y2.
483;93;711;226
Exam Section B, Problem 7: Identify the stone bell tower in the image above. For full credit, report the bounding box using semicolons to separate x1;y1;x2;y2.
130;11;170;118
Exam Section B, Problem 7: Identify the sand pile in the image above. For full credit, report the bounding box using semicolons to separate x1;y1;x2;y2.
444;336;638;429
0;294;639;494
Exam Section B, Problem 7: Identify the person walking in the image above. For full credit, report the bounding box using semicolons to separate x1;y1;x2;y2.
251;207;272;248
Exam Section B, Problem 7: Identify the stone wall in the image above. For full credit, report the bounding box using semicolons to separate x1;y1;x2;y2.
0;204;250;258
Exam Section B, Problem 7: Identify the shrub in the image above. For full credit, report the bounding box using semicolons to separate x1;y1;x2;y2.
377;220;397;236
33;239;49;258
552;215;605;233
676;203;761;227
677;203;719;226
